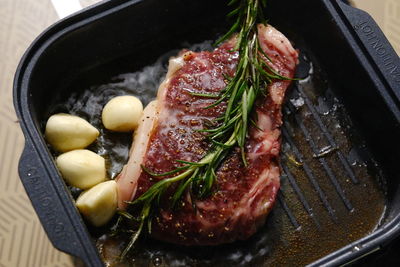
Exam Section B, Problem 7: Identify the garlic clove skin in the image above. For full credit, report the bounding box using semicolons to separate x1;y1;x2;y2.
56;149;106;189
102;95;143;132
76;180;118;227
45;113;99;152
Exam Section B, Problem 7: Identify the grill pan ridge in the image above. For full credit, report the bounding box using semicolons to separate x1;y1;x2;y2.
13;0;400;266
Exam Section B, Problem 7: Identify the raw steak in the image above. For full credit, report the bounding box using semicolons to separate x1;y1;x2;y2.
116;24;298;245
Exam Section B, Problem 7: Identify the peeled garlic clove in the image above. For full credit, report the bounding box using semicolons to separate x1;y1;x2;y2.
76;180;118;227
102;95;143;132
56;149;106;189
45;113;99;152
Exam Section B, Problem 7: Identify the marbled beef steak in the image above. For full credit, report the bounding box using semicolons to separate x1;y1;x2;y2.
117;24;298;246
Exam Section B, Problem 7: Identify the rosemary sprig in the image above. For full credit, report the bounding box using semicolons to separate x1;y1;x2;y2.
119;0;288;258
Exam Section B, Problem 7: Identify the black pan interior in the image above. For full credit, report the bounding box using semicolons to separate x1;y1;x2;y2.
25;0;400;266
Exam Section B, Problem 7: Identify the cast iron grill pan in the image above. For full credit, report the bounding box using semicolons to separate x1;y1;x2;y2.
13;0;400;266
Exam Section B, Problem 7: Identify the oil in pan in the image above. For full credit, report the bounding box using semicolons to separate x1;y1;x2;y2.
47;37;386;266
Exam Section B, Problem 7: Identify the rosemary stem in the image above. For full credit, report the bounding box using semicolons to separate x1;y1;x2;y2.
119;0;293;258
120;211;145;259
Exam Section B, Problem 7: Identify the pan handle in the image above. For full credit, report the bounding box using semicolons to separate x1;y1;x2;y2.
335;0;400;98
18;138;104;267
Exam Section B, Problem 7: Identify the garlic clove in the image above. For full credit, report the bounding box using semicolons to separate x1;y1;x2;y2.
45;113;99;152
56;149;106;189
102;95;143;132
76;180;118;227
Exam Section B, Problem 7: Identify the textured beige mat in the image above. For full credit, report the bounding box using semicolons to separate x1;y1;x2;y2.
0;0;398;266
0;1;98;266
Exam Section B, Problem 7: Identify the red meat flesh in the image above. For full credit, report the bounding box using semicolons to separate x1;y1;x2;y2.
116;24;298;245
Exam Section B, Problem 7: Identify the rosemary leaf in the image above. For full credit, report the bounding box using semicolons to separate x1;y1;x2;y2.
119;0;293;259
